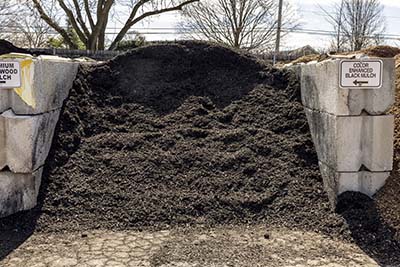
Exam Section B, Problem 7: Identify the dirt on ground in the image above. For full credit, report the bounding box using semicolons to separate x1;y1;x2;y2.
1;41;400;265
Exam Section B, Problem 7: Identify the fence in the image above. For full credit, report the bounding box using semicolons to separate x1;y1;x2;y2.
28;48;122;61
28;46;317;62
261;46;318;62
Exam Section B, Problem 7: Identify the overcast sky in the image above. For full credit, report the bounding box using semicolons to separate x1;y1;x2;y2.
126;0;400;50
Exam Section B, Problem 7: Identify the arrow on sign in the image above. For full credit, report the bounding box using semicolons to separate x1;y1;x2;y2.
353;80;369;86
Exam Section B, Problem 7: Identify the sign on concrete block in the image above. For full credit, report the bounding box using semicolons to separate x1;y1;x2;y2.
339;60;383;89
0;61;21;89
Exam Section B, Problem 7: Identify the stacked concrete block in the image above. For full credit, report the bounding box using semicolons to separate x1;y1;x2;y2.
0;54;79;217
299;57;395;207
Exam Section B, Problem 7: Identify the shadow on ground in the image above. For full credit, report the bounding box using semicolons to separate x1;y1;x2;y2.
0;198;42;260
0;168;53;260
337;192;400;266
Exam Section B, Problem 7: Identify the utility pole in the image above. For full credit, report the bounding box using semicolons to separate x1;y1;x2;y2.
273;0;283;65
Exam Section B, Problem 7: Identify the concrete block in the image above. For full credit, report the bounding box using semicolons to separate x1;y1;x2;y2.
287;65;302;81
0;168;42;218
0;109;60;173
301;58;395;115
305;108;394;172
319;162;389;207
336;171;389;196
319;162;338;207
0;54;79;114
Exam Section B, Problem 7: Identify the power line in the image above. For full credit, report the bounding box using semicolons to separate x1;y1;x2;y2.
1;25;399;38
1;26;399;41
299;9;400;21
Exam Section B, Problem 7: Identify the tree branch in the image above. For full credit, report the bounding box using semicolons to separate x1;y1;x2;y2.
72;0;91;38
89;0;114;50
57;0;88;45
32;0;78;49
109;0;199;50
84;0;95;30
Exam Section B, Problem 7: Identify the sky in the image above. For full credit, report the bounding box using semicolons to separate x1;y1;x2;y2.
127;0;400;51
285;0;400;50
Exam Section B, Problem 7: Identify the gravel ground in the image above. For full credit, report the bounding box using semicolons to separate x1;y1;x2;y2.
0;225;379;267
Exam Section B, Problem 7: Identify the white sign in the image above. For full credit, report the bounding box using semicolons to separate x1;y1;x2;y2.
339;60;383;89
0;61;21;89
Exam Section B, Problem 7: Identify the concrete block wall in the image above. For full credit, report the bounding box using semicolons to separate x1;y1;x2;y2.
0;109;60;173
299;57;395;207
0;53;79;217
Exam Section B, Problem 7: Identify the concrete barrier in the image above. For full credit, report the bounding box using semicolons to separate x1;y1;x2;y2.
319;162;389;197
0;54;79;114
298;56;395;207
0;109;60;173
0;168;43;218
305;109;393;172
0;54;79;217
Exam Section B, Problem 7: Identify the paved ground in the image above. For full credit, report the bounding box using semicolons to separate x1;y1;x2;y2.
0;225;380;267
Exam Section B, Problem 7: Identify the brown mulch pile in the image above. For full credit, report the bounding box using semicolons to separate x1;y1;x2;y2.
290;54;328;64
291;45;400;65
375;54;400;241
390;55;400;156
360;46;400;58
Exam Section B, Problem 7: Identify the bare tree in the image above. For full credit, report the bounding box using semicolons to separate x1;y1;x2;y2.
178;0;299;52
0;1;9;16
0;0;19;28
0;0;16;15
321;0;385;52
0;5;7;30
32;0;199;51
319;0;347;52
1;2;55;48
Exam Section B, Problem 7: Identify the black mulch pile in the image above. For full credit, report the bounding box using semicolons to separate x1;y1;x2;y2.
0;39;29;55
1;41;400;265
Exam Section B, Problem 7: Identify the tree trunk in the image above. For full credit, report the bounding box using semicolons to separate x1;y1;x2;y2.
98;15;108;50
